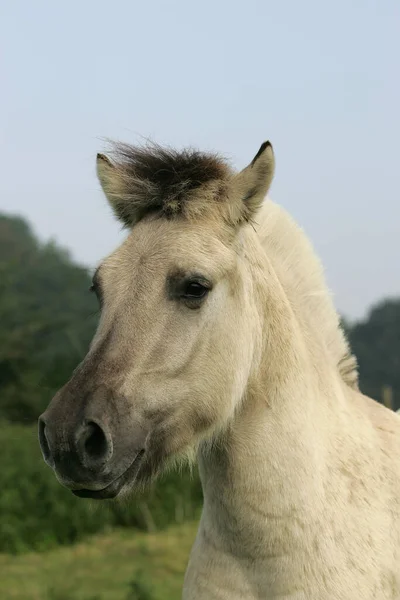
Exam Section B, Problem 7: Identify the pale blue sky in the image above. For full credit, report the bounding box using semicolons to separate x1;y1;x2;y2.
1;0;399;320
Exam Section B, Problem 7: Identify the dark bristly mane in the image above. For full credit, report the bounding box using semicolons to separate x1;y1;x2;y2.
104;142;232;226
113;142;229;193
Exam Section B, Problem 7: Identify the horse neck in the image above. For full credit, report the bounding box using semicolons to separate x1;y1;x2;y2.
197;249;343;561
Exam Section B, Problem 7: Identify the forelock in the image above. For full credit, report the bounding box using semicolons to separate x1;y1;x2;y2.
105;141;233;226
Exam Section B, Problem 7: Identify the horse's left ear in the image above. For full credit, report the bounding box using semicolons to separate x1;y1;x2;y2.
234;141;275;220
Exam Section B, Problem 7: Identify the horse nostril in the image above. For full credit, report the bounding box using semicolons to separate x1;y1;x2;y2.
84;421;107;458
38;417;53;466
79;420;112;468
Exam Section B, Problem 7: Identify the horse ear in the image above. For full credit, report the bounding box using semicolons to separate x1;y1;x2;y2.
234;141;275;220
96;153;121;208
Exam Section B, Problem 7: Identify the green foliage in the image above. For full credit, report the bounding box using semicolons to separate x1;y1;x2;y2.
126;570;155;600
0;422;202;554
347;298;400;410
45;587;101;600
0;213;98;423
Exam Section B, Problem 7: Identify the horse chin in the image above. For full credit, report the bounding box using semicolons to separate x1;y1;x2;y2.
72;449;146;500
71;440;187;501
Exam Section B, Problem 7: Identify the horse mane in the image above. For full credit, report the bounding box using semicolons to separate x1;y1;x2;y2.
99;142;233;227
255;199;359;389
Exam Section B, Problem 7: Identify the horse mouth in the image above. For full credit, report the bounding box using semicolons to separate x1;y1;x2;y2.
72;449;145;500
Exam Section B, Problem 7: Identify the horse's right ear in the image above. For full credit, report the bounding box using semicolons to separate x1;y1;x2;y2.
97;153;133;224
233;141;275;221
96;153;119;205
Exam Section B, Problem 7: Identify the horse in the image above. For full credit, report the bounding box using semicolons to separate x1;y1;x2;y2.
39;139;400;599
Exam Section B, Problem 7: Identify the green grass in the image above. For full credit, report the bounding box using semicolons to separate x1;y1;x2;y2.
0;522;198;600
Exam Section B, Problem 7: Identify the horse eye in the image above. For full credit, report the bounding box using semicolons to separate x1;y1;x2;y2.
183;281;210;299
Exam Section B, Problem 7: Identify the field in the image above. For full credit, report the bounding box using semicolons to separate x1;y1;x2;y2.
0;523;197;600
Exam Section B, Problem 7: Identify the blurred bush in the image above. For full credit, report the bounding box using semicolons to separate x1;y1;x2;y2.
126;570;155;600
